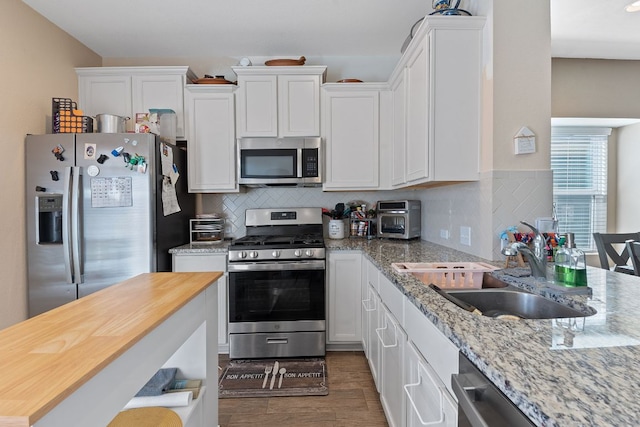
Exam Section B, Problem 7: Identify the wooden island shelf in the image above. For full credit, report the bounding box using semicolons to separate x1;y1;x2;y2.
0;272;221;427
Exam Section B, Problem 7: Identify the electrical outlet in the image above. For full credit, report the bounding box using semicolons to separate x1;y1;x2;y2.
440;229;450;240
460;226;471;246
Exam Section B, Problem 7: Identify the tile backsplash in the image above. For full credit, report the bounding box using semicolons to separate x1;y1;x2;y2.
201;187;422;239
200;169;552;261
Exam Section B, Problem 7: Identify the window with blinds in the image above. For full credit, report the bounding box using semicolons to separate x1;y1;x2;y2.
551;127;610;251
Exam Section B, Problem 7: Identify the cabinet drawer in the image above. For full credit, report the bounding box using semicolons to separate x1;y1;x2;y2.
404;299;458;395
366;258;380;292
173;254;227;272
379;273;404;326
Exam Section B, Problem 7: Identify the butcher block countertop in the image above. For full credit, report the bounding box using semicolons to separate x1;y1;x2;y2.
0;272;222;427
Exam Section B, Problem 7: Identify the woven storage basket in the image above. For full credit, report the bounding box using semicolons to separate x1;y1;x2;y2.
107;407;182;427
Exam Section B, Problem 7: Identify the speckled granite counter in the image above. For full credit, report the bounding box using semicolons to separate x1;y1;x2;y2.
169;238;640;426
169;241;232;254
326;238;640;427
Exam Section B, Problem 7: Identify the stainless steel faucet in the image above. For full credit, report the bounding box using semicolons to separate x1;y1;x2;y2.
502;221;548;279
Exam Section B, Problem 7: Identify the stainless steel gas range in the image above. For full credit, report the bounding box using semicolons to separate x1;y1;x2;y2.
227;207;326;359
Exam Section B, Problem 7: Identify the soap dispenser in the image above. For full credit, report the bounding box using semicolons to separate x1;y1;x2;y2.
554;233;588;287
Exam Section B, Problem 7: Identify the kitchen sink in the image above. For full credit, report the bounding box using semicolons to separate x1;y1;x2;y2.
445;288;593;319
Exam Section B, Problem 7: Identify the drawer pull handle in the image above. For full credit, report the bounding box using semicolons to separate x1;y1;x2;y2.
266;338;288;345
404;361;445;426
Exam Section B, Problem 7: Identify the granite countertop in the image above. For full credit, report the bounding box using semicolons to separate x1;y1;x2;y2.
170;237;640;426
169;241;232;254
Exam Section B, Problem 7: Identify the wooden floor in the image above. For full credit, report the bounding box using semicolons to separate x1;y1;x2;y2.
218;351;388;427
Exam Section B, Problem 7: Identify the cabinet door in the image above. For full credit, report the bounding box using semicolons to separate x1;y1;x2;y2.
327;251;362;343
278;74;321;137
404;296;459;396
405;36;430;184
404;341;457;427
430;26;481;181
366;285;382;392
391;71;407;187
185;87;238;192
322;89;380;190
132;74;186;138
172;253;229;350
361;257;370;356
378;304;407;427
78;75;132;123
236;75;278;137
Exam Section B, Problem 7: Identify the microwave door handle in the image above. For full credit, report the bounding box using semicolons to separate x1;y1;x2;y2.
70;166;83;284
297;149;303;178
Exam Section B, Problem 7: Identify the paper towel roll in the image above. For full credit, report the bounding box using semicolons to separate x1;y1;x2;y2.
123;391;193;410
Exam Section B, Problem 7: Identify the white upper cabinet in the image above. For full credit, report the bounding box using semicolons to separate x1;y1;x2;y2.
386;16;485;187
232;66;326;137
184;85;238;193
322;83;382;190
76;66;196;138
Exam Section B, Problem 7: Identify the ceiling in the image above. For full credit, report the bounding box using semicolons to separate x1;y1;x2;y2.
20;0;640;61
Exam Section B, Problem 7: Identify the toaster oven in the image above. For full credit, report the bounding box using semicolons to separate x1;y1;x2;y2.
377;200;422;240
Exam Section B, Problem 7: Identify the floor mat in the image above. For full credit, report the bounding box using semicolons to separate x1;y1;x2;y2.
218;358;328;398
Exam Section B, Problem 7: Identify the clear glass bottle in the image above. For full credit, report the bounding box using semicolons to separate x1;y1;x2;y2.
554;233;588;287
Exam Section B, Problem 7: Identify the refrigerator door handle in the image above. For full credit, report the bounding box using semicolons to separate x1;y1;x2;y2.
62;166;74;283
70;166;83;284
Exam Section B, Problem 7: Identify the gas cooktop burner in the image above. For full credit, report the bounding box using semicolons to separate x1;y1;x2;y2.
232;234;324;247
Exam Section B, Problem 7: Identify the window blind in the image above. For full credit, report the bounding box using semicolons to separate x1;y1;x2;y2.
551;127;610;251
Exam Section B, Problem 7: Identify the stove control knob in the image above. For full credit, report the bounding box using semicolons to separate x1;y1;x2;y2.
272;250;281;258
238;251;247;259
305;250;314;257
294;249;302;257
249;251;259;259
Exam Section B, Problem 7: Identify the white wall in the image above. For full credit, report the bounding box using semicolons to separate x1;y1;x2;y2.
0;0;101;328
551;58;640;237
616;123;640;233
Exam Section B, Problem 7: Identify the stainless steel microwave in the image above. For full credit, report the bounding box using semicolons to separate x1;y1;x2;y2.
237;137;322;187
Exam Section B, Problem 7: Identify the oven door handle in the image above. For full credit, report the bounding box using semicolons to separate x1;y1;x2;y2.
227;260;326;272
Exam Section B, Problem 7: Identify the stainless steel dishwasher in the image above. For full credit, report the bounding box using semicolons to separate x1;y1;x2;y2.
452;353;535;427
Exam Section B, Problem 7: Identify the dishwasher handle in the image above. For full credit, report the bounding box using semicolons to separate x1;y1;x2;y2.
451;373;490;427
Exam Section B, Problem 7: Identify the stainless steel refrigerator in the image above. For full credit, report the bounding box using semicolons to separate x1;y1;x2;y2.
25;133;195;317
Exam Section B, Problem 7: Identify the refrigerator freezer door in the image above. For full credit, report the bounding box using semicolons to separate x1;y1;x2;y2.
73;133;156;297
26;134;78;316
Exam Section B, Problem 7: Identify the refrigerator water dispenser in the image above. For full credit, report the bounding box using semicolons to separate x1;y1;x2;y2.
36;194;63;244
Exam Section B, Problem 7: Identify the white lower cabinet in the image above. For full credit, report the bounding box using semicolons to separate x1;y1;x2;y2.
356;255;459;427
172;253;229;353
404;341;458;427
377;302;408;427
327;251;362;344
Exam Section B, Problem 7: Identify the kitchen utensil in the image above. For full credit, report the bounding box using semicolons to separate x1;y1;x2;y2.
265;56;306;66
262;364;272;389
428;284;482;315
278;367;286;388
270;361;279;389
95;114;129;133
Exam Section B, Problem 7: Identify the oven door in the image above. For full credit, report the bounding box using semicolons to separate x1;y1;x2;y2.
227;260;326;333
378;214;408;238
